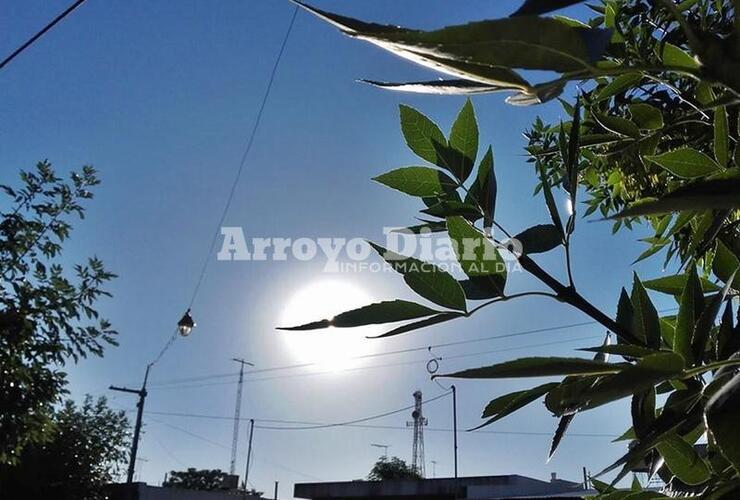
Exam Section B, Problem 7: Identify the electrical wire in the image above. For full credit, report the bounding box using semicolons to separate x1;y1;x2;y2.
145;413;618;439
146;335;601;391
147;319;605;388
150;417;323;483
148;417;230;450
143;4;300;368
142;306;679;389
187;4;299;310
1;0;88;71
255;391;452;430
146;391;451;430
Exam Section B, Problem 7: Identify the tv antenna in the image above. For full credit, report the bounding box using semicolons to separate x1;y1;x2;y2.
230;358;254;475
407;390;427;477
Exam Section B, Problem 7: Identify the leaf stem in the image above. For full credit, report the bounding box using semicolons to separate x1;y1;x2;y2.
466;291;559;316
516;254;639;344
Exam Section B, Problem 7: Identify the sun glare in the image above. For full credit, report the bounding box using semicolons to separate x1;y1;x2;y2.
278;280;380;372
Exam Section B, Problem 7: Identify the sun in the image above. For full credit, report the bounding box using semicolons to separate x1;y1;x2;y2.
278;280;379;372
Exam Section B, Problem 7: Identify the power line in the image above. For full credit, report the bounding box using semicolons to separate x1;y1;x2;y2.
143;4;300;368
146;335;601;391
146;391;451;430
1;0;88;71
255;391;452;430
149;417;323;482
143;306;678;389
146;412;618;439
147;319;604;388
187;4;299;309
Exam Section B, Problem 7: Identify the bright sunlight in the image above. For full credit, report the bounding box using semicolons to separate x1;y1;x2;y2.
278;280;380;372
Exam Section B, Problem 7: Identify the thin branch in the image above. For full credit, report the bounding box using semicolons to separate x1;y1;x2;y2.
466;291;559;316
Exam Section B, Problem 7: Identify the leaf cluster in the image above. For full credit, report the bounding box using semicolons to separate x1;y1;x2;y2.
0;161;117;464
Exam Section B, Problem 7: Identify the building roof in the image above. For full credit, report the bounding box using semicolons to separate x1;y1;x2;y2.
294;474;584;500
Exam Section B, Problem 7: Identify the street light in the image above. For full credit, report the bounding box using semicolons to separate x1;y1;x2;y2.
177;309;195;336
111;308;196;484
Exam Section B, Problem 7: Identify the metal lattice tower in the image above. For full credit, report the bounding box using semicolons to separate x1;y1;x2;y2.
229;358;253;475
406;390;427;477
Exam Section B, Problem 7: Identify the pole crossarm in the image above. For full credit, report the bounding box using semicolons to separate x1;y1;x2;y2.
109;385;144;395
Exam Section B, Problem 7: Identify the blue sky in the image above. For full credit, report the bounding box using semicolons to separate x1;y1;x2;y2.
2;1;676;497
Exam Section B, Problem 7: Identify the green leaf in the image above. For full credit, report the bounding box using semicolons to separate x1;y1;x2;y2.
595;73;642;102
295;1;612;73
362;79;524;95
368;242;467;311
645;148;722;179
473;382;558;430
392;221;448;234
616;288;634;338
579;344;660;358
513;224;562;255
629;103;664;130
659;43;700;70
631;388;656;439
593;111;640;138
714;106;729;167
537;165;565;239
421;200;481;219
565;97;582;223
714;240;740;290
705;373;740;474
399;105;448;166
446;216;506;292
465;146;496;231
656;434;711;485
511;0;588;16
717;301;738;360
437;356;622;379
549;414;575;459
692;275;736;363
545;375;600;416
631;274;662;348
294;2;536;89
643;274;720;295
372;312;464;338
459;277;504;300
277;299;444;330
447;99;478;182
674;267;704;365
611;170;740;218
373;167;458;197
571;353;686;411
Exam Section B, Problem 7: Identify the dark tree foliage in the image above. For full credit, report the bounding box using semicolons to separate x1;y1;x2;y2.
163;468;231;491
0;395;130;500
0;161;117;463
367;456;422;481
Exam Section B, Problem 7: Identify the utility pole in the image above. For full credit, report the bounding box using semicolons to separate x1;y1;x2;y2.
243;419;255;497
452;385;458;479
230;358;254;475
274;481;279;500
110;363;152;483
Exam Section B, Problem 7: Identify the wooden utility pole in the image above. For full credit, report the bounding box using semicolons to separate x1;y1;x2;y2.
243;419;255;498
110;363;152;483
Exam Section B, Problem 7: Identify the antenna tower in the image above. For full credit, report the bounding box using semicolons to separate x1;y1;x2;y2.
406;390;427;477
230;358;254;475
